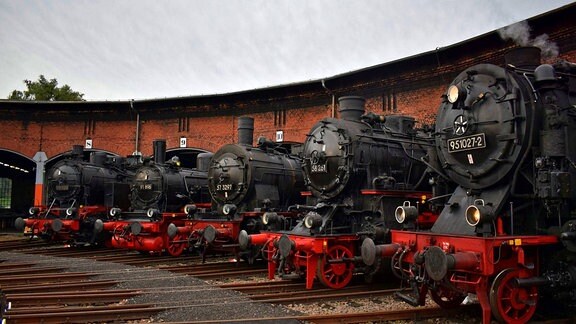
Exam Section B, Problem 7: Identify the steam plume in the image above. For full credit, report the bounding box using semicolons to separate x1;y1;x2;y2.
498;21;559;59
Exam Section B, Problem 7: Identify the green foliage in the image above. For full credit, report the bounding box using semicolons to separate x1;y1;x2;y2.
8;75;85;101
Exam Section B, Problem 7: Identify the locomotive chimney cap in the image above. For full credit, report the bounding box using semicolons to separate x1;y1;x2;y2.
338;96;366;121
505;46;541;69
237;116;255;146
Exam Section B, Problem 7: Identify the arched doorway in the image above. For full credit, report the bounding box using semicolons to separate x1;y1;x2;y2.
0;149;35;230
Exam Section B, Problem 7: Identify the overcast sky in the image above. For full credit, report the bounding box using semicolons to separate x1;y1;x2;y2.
1;0;574;101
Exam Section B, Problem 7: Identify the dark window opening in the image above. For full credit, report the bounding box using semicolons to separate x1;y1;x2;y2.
0;178;12;209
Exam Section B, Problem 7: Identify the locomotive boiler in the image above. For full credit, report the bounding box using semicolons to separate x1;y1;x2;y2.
240;96;436;289
14;145;135;245
103;139;211;256
362;47;576;323
167;116;305;261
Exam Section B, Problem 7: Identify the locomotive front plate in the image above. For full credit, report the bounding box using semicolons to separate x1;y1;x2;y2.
55;184;69;191
216;183;233;191
310;163;328;173
447;133;486;153
138;183;153;190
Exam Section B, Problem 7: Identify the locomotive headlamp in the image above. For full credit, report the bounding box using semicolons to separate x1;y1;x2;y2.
447;84;466;104
65;207;77;217
29;207;40;216
395;201;418;224
184;204;197;216
465;205;481;226
109;208;122;217
262;212;279;225
465;202;494;226
222;204;237;216
146;208;161;218
303;212;323;229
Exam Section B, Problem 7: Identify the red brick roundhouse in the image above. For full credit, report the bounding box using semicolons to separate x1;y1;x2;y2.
1;3;575;227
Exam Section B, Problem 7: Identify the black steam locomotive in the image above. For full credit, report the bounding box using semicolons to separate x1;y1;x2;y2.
168;116;306;261
15;145;137;245
103;139;211;256
362;47;576;323
240;96;437;289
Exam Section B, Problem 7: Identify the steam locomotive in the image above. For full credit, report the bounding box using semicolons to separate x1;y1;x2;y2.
103;140;211;256
362;47;576;323
167;117;306;261
240;96;437;289
14;145;137;246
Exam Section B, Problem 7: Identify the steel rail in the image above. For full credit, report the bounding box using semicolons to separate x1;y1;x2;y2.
0;261;37;269
0;266;66;276
3;304;166;324
4;303;156;315
5;289;142;307
0;272;99;285
249;288;402;304
0;279;119;294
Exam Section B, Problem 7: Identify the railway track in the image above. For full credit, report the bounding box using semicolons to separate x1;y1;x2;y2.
3;304;166;324
6;236;572;323
0;261;162;323
185;306;476;323
0;237;53;251
0;245;298;323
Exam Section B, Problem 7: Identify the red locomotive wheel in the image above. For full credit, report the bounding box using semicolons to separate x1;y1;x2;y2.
316;244;354;289
430;282;466;309
166;234;186;257
489;268;538;324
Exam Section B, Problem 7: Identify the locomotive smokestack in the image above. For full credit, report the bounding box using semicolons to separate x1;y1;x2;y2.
90;152;107;166
505;47;541;69
238;116;254;146
153;139;167;164
338;96;366;121
197;152;213;172
71;145;84;157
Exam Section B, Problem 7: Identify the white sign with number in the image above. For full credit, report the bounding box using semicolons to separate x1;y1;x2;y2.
276;130;284;142
180;137;187;148
85;139;93;149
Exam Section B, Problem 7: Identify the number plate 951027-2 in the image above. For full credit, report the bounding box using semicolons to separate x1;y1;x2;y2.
447;133;486;153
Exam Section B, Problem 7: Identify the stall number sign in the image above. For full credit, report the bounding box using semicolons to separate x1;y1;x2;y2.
180;137;187;148
85;139;93;149
276;130;284;142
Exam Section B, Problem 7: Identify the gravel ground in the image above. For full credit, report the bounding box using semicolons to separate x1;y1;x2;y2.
206;274;483;324
0;251;302;323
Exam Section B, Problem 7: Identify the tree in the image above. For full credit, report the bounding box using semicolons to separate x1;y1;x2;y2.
8;75;85;101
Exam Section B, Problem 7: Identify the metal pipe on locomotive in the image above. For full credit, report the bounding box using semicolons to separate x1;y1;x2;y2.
14;145;136;246
103;139;211;256
240;96;437;289
166;116;306;261
362;47;576;323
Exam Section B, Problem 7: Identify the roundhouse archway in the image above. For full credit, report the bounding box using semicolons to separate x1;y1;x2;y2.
0;149;36;229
